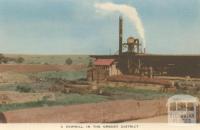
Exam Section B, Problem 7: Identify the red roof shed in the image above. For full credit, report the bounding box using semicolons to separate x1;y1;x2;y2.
94;59;115;66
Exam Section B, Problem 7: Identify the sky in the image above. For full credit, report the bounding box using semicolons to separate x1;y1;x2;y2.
0;0;200;55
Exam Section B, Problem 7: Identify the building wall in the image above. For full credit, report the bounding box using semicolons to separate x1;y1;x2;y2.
109;63;121;76
87;63;121;81
87;67;109;81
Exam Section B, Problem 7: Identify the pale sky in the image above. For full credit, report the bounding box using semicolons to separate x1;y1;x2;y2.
0;0;200;54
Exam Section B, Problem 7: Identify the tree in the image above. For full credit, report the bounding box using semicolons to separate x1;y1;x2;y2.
65;58;73;65
16;57;25;64
0;54;4;59
0;54;6;64
2;57;8;64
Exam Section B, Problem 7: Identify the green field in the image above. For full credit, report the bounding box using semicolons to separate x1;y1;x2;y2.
28;70;87;81
0;84;176;112
100;86;174;100
0;93;108;112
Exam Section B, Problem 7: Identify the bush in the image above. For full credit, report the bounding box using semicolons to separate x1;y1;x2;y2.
0;54;8;64
16;57;25;63
65;58;73;65
2;57;8;64
0;54;4;60
16;85;32;93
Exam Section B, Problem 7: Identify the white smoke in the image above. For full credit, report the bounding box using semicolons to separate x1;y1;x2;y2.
95;2;146;48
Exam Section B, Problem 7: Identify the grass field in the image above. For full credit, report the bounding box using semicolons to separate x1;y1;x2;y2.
0;84;175;112
100;86;174;100
28;70;87;81
1;83;198;112
0;93;108;112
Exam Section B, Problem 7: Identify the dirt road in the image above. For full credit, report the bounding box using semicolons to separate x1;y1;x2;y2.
0;64;85;73
126;115;167;123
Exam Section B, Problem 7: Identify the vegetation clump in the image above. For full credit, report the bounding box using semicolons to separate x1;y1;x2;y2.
16;57;25;63
0;54;25;64
16;85;33;93
65;58;73;65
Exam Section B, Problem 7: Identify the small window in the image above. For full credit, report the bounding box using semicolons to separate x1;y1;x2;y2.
170;102;176;111
177;102;186;111
187;103;194;111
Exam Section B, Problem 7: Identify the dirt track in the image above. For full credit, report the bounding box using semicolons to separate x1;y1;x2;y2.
0;99;167;123
0;64;85;73
126;115;168;123
108;75;171;86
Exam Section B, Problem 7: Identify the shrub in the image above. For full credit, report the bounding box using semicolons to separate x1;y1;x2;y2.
65;58;73;65
16;57;25;63
16;85;32;93
0;54;7;64
2;57;8;64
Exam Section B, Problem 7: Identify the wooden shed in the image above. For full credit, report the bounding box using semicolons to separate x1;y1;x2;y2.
87;59;121;81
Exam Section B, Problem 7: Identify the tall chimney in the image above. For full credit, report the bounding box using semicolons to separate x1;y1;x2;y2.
119;16;123;55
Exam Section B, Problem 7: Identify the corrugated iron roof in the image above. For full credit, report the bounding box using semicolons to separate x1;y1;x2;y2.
94;59;115;66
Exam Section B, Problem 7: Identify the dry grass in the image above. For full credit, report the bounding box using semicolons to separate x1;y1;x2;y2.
0;91;55;105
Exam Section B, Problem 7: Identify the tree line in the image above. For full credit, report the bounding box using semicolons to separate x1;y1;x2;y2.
0;54;24;64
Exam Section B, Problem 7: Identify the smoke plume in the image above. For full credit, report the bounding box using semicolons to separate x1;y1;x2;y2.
95;2;146;48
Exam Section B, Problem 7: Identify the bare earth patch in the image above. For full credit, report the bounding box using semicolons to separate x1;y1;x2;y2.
126;115;167;123
0;64;85;73
0;99;167;123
